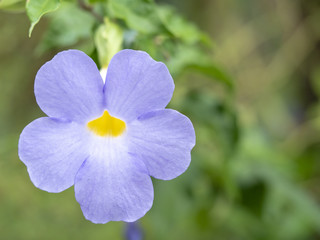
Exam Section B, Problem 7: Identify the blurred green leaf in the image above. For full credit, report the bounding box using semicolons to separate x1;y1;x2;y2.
37;2;95;53
107;0;161;34
168;46;233;88
157;5;211;46
182;91;239;155
94;18;123;69
0;0;24;12
26;0;61;37
188;63;233;88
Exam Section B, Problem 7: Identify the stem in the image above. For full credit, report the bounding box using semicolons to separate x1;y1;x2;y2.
78;0;104;23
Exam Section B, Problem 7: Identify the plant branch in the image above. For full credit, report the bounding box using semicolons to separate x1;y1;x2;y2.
78;0;104;23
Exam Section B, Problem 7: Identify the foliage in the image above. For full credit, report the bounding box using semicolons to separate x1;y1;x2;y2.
26;0;231;89
26;0;61;36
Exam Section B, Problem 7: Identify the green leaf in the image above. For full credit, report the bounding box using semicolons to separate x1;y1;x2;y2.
168;46;233;88
94;18;123;69
157;5;211;46
188;63;233;89
107;0;161;34
0;0;24;12
181;91;239;155
37;2;95;54
26;0;61;37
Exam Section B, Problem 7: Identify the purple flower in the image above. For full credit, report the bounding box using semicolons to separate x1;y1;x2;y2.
18;49;195;224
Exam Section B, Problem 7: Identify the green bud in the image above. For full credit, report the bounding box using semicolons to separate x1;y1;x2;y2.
94;18;124;69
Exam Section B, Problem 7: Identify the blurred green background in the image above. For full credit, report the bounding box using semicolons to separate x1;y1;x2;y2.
1;0;320;239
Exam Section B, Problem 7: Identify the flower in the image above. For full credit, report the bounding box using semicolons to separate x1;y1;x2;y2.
18;49;195;224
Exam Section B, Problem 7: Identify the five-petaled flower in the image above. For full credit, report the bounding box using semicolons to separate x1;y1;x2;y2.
18;49;195;224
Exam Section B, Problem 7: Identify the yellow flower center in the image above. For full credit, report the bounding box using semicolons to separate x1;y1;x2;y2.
87;110;126;137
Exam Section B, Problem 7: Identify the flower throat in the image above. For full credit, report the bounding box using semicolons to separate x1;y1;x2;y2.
87;110;126;137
